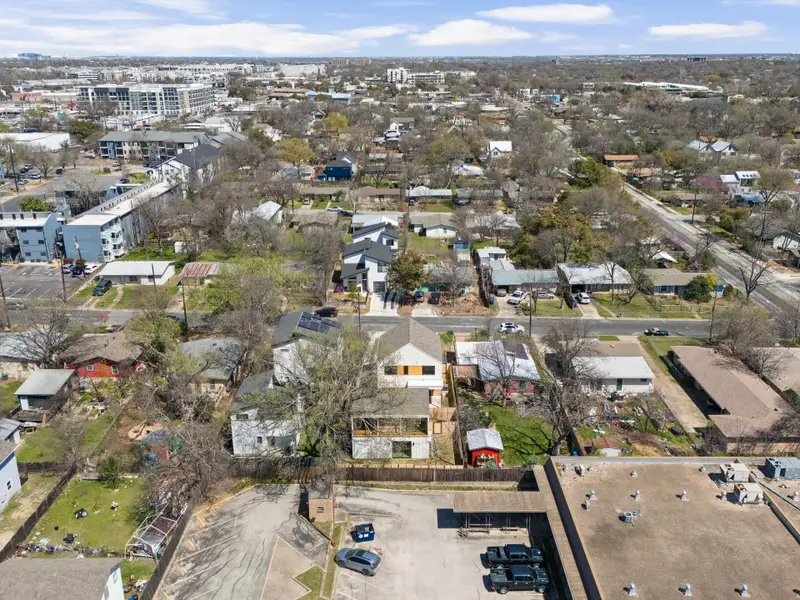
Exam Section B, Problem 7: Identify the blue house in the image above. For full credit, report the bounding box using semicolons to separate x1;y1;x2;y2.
322;152;358;181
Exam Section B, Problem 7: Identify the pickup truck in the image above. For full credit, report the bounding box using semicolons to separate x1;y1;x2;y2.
489;565;549;594
486;544;545;568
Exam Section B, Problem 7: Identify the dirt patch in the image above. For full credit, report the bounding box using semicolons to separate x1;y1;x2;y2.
0;474;59;546
435;292;488;316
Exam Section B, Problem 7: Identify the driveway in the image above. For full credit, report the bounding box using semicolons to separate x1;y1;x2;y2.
0;264;84;301
366;293;398;316
580;301;602;319
159;485;328;600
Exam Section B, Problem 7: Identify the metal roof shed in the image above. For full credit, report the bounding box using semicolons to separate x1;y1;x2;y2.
452;491;545;529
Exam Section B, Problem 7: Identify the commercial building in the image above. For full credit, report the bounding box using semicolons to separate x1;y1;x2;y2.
278;63;326;77
387;69;445;86
78;83;215;117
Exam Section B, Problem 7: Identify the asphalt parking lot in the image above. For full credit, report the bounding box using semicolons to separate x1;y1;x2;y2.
159;485;329;600
334;488;556;600
0;264;84;301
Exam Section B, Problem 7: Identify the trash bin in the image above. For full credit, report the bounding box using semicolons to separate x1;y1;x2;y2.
351;523;375;543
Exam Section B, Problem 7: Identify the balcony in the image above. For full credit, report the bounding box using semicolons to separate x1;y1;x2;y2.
352;417;428;438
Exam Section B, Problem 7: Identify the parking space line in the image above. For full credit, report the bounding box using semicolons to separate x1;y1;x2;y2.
339;570;382;590
22;289;36;299
186;515;240;537
187;590;221;600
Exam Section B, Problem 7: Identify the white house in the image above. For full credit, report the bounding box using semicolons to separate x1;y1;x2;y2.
351;388;431;460
230;372;300;457
475;246;507;266
377;319;443;406
271;311;341;384
773;232;800;251
246;200;283;225
98;261;176;285
0;556;124;600
572;356;654;396
406;186;453;201
341;240;393;294
0;441;21;511
557;262;633;293
488;141;513;161
735;170;760;185
409;214;457;238
351;223;399;248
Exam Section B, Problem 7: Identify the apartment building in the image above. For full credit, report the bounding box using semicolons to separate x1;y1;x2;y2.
387;68;410;84
0;212;61;263
98;131;206;162
78;83;214;117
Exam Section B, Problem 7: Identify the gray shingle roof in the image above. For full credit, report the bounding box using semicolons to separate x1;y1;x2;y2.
100;131;208;144
172;143;220;169
0;557;122;600
355;388;430;417
343;240;393;263
378;319;441;362
15;369;74;397
490;268;558;287
180;337;243;381
352;223;399;239
0;418;20;441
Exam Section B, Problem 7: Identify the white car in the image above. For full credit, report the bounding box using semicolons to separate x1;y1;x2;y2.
83;264;100;275
507;290;528;305
497;322;525;334
576;292;591;304
536;290;555;299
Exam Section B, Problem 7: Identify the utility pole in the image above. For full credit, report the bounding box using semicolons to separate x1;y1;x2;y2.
181;283;188;330
708;287;719;342
150;263;157;291
0;275;10;329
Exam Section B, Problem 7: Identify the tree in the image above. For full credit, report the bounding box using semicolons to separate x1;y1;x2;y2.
387;251;427;298
322;112;349;136
63;171;106;213
713;303;783;377
18;196;49;212
68;118;102;143
98;453;125;487
50;412;90;467
136;198;171;257
775;304;800;342
20;107;54;132
12;304;75;366
628;395;668;434
23;146;56;178
683;275;715;302
541;319;595;378
277;138;315;176
425;135;470;188
297;227;345;303
57;141;78;172
735;243;773;302
431;255;472;305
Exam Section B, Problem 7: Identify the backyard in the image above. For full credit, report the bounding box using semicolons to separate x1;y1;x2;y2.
0;381;21;416
484;404;552;466
26;476;147;553
16;410;118;463
0;474;58;542
638;335;706;376
406;234;451;259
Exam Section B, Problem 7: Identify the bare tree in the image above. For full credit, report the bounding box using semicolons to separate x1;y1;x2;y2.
713;303;785;377
431;254;472;305
136;198;172;257
24;146;57;178
50;411;90;467
13;304;75;367
735;244;773;302
542;319;595;378
475;340;521;408
627;395;668;434
775;304;800;342
64;170;106;214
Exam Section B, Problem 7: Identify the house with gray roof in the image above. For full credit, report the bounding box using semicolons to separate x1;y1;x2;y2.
0;556;123;600
342;239;394;294
455;340;540;394
377;319;443;406
0;333;39;379
272;311;341;384
180;337;243;399
351;222;399;248
408;213;456;238
0;417;21;444
15;368;75;412
557;262;632;293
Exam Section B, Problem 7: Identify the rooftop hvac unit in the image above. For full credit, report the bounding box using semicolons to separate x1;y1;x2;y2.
721;462;750;483
733;483;763;505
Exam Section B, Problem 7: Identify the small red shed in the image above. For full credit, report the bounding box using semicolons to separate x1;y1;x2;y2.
466;428;504;467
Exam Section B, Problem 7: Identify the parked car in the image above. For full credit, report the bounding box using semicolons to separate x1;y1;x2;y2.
19;166;29;174
576;292;591;304
111;162;120;167
92;280;112;296
119;178;130;184
334;548;382;576
536;290;555;299
487;544;545;569
28;173;41;180
326;206;340;212
314;307;338;318
61;263;74;274
644;327;669;336
414;290;425;303
507;290;528;306
55;168;64;175
428;292;440;305
497;322;524;334
83;264;100;275
489;565;549;594
494;288;508;297
5;302;26;311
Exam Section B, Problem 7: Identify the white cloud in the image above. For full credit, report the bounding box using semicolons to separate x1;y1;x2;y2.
618;43;632;48
409;19;533;46
338;25;413;39
9;22;363;55
759;0;800;4
538;31;579;42
131;0;218;17
22;10;160;21
648;20;766;39
478;3;614;23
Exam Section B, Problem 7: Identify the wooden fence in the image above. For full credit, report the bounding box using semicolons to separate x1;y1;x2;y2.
0;464;76;562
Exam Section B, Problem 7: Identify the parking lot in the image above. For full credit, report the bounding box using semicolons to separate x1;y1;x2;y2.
334;488;558;600
0;264;84;301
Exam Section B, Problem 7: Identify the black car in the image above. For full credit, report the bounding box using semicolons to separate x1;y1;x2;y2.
314;307;338;318
428;292;440;305
92;280;112;296
644;327;669;336
486;544;545;568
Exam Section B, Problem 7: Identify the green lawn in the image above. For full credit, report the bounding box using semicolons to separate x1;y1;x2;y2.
421;203;454;213
0;381;21;416
119;247;180;262
520;299;580;317
592;294;696;319
598;335;620;341
323;524;345;598
638;335;705;376
406;234;450;258
484;405;552;466
311;201;329;210
67;284;95;306
120;559;156;583
0;474;57;532
113;284;179;310
16;410;117;463
297;567;324;600
26;477;146;553
197;248;241;262
129;173;149;184
93;289;118;309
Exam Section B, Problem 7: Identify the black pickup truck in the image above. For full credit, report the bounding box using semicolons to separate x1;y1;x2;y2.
489;565;550;594
486;544;545;568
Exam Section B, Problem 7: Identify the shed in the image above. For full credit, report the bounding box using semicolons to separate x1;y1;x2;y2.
0;418;21;445
733;483;763;505
15;368;75;411
466;428;504;467
764;456;800;480
721;462;750;483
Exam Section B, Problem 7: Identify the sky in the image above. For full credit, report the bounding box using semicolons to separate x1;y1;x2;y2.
0;0;798;57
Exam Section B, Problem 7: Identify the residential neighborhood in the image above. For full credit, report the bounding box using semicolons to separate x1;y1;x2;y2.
1;35;800;600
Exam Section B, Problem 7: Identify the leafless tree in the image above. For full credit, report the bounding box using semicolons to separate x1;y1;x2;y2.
735;243;773;302
627;395;668;434
775;304;800;342
431;254;472;305
136;197;172;257
13;303;75;367
24;146;57;178
542;319;595;378
713;303;785;377
50;411;90;467
64;170;107;214
297;226;344;303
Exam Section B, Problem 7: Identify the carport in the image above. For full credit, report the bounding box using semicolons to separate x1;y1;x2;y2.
453;491;547;531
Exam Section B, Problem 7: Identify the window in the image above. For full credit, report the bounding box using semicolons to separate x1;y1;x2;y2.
422;366;435;376
377;263;388;273
86;365;94;372
38;239;44;245
391;441;412;459
5;481;10;491
236;413;250;421
316;506;325;514
24;252;31;257
640;378;649;383
256;436;263;444
384;366;397;375
22;240;29;245
111;365;119;375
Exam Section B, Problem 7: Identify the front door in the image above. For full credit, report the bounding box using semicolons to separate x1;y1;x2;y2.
373;281;386;294
616;379;623;392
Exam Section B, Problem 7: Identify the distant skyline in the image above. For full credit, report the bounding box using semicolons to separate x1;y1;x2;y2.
1;1;799;58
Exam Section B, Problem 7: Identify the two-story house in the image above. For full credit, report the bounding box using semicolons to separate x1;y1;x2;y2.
323;152;358;181
351;388;431;460
341;240;393;294
271;311;341;384
376;319;443;406
351;223;399;249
